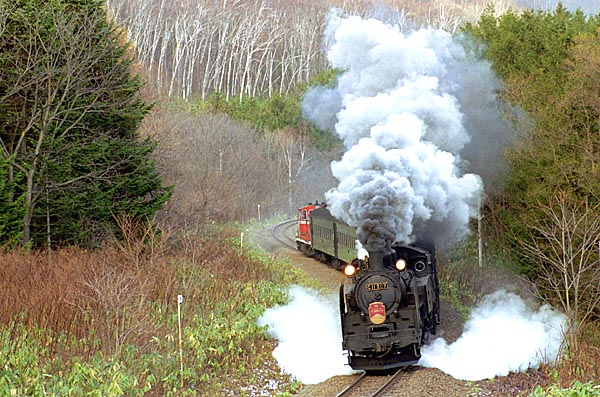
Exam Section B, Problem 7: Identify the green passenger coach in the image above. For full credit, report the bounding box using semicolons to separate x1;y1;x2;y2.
296;202;358;270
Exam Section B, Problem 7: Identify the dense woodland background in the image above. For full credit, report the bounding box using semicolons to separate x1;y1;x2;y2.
1;0;600;395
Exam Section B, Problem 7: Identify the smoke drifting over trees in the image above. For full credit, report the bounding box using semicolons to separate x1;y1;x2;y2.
303;12;509;250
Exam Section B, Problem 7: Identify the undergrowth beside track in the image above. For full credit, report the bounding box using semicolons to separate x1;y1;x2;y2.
0;222;308;396
440;237;600;396
2;221;597;396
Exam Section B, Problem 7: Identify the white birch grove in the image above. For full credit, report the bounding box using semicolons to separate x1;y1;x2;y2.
106;0;329;100
105;0;507;101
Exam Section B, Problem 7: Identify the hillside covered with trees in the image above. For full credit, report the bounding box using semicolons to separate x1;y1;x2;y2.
464;3;600;384
0;0;599;395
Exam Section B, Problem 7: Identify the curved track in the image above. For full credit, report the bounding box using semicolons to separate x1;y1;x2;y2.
271;219;297;249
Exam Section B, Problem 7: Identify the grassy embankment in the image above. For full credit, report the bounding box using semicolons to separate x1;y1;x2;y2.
0;219;316;396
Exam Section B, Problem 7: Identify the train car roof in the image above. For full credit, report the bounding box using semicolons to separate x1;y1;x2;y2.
310;207;435;256
310;206;333;218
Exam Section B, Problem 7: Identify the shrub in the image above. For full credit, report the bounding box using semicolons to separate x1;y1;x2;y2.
529;380;600;397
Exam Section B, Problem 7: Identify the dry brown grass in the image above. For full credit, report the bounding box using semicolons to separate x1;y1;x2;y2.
553;325;600;387
0;248;90;335
0;222;270;357
0;247;165;354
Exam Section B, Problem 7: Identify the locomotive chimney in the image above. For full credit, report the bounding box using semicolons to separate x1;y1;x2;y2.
368;251;385;271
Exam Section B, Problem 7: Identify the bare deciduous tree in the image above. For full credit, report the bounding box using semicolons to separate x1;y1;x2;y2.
106;0;328;100
270;128;310;211
151;111;279;225
518;193;600;337
106;0;513;101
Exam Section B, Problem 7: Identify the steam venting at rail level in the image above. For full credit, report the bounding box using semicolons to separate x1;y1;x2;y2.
259;287;566;384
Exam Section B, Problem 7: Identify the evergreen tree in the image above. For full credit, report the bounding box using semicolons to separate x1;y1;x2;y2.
0;0;171;247
464;6;600;279
0;156;25;247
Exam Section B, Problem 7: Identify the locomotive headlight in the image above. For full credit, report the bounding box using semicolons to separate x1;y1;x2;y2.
395;259;407;271
344;264;356;276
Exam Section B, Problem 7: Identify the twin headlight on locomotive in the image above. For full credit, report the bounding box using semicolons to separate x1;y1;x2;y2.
343;256;416;276
340;246;440;371
295;203;440;371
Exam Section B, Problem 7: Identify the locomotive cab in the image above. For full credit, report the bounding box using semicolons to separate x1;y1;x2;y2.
295;202;321;244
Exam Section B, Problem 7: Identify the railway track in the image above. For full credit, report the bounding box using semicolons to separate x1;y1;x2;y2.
335;370;403;397
270;219;297;249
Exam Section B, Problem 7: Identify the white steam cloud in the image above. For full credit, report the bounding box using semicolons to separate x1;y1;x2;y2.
265;9;559;387
260;288;566;383
303;12;511;250
419;290;567;380
257;286;358;384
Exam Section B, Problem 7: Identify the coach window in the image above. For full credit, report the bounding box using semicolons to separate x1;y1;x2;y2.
301;210;307;220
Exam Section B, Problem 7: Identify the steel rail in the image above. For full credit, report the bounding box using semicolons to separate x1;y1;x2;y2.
335;369;402;397
270;219;297;249
334;372;366;397
372;369;403;397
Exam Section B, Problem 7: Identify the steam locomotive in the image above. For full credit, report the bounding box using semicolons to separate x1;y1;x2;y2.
296;202;440;371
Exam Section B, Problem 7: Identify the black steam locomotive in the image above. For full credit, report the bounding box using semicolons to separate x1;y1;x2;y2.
295;203;440;371
339;245;440;371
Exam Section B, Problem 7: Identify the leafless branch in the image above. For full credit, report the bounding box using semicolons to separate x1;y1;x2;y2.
518;193;600;331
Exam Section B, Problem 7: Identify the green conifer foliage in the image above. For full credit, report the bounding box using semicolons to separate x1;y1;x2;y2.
0;0;171;247
464;6;600;278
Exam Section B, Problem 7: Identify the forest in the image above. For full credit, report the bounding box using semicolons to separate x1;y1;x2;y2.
0;0;599;395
